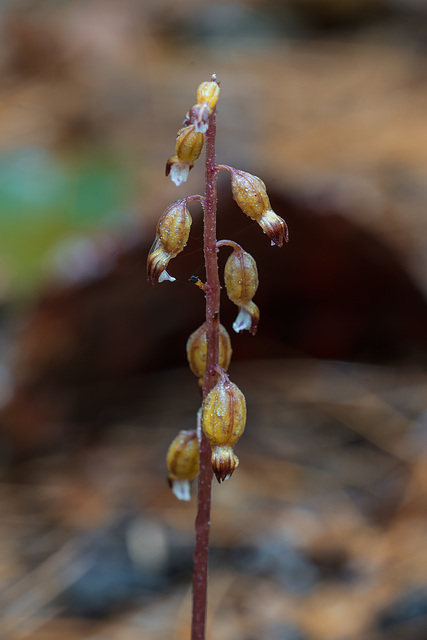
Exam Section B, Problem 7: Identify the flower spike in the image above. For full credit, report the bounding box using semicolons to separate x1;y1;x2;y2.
149;75;290;637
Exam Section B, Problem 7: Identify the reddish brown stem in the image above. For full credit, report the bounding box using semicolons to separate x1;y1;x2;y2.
191;107;219;640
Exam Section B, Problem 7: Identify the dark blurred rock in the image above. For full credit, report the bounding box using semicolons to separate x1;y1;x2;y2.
264;624;308;640
285;0;387;32
62;516;167;618
233;535;318;594
377;586;427;632
345;463;409;526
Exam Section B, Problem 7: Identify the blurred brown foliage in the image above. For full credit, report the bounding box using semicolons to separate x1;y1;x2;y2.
1;1;427;639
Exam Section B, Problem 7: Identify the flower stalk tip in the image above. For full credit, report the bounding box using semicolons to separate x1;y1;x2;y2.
184;78;220;134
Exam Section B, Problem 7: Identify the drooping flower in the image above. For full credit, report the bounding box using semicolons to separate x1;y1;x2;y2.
201;368;246;483
166;430;200;501
187;322;232;388
147;199;192;285
219;165;289;247
166;125;205;186
218;240;259;335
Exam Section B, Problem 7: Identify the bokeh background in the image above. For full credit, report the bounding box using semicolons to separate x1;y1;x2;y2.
1;1;427;639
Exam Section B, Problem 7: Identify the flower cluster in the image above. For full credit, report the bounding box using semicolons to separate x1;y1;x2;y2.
165;78;220;187
147;75;288;499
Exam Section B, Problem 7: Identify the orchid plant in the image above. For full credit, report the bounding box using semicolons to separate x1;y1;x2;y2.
147;75;288;640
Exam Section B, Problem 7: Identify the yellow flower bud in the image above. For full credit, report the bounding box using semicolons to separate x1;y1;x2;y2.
186;322;232;386
175;125;205;163
220;166;289;247
166;430;199;501
220;242;259;335
196;80;220;112
157;200;192;255
201;369;246;483
166;125;205;186
147;199;192;285
233;172;270;218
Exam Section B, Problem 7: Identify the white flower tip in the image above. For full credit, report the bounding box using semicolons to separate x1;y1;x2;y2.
193;122;208;134
158;270;176;283
171;479;191;501
170;164;189;186
232;308;252;333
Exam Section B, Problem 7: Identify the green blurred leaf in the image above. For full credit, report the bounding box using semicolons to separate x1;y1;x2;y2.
0;146;130;295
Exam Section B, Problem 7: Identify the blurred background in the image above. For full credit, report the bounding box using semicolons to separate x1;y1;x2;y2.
1;0;427;639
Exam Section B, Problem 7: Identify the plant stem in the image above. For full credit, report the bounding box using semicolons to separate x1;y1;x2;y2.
191;108;219;640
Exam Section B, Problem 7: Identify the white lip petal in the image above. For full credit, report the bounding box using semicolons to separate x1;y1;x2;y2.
170;164;189;186
171;479;191;501
232;308;252;333
193;122;208;134
158;270;176;283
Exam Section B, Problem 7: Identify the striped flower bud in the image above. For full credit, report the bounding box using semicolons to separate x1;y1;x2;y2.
220;241;259;335
166;125;205;186
201;369;246;483
196;80;220;112
184;76;220;133
147;199;192;285
187;322;232;387
219;166;288;247
166;430;200;501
